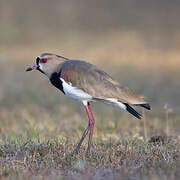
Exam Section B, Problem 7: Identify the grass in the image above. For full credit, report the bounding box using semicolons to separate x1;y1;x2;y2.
0;33;180;179
0;135;179;180
0;84;179;179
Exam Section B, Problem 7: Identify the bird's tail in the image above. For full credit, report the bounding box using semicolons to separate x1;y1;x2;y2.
136;103;151;110
92;97;150;120
124;103;142;119
124;103;151;120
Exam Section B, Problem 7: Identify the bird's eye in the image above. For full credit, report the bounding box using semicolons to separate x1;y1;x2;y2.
40;59;47;63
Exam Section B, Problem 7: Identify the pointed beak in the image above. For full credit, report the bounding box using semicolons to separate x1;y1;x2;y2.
26;64;39;72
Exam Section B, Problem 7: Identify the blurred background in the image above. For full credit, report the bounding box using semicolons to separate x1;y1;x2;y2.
0;0;179;140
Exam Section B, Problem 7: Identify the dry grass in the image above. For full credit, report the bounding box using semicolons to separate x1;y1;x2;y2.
0;136;179;180
0;32;180;179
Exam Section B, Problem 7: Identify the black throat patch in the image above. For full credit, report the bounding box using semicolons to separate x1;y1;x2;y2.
50;72;65;94
36;57;45;74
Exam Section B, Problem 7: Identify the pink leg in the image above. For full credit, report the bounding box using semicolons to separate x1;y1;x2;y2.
72;102;95;154
85;102;95;153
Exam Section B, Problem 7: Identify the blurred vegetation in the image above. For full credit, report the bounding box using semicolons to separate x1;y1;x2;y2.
0;0;180;179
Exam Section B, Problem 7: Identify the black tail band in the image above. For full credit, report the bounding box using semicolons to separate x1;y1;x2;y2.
136;103;151;110
124;103;142;120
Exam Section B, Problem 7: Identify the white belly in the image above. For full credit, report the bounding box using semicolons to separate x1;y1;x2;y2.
60;78;92;102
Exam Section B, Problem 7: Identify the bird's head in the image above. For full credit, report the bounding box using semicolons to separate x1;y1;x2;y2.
26;53;68;77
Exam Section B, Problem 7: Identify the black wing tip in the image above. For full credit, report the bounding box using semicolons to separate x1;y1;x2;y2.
138;103;151;110
124;103;142;120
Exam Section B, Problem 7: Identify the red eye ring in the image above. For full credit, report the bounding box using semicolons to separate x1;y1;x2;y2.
40;59;47;63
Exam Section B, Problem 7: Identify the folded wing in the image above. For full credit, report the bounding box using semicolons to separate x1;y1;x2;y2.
59;60;148;105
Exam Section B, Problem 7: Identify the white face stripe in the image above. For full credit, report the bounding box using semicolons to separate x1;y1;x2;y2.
38;63;43;71
60;78;92;102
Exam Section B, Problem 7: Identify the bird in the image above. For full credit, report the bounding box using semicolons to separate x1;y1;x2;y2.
26;53;151;154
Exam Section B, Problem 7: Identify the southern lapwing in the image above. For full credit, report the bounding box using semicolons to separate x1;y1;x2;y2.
26;53;151;154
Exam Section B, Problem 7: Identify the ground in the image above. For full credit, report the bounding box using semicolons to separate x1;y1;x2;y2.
0;135;179;180
0;34;180;179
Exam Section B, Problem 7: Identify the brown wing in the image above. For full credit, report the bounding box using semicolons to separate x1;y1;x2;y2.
59;60;146;104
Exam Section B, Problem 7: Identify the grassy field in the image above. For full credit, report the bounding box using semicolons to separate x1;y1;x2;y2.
0;32;180;179
1;1;180;179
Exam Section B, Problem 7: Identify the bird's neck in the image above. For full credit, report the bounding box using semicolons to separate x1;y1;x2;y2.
45;62;64;79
